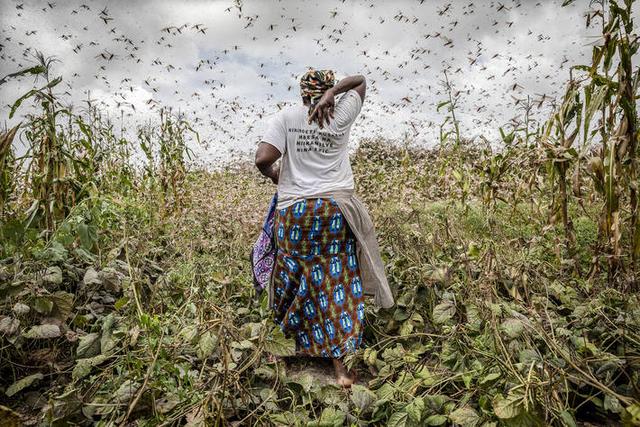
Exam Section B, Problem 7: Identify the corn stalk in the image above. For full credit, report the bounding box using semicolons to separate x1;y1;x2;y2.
437;70;470;209
0;125;20;219
540;80;582;274
158;108;198;211
18;53;69;232
576;0;639;289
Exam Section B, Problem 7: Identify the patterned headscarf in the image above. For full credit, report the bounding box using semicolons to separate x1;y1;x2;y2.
300;68;336;116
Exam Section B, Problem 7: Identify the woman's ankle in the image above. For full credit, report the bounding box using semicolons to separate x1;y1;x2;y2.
332;359;356;386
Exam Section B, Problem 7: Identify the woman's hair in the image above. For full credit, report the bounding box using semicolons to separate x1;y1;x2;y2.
300;68;336;115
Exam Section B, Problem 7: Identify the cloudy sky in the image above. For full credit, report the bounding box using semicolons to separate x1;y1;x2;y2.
1;0;634;165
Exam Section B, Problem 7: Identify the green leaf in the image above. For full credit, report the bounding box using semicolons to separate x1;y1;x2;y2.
78;223;95;250
400;319;414;336
425;414;448;426
264;327;295;357
395;371;420;395
51;291;74;320
100;314;118;355
436;100;451;112
479;371;501;385
34;297;54;314
467;241;481;258
307;407;345;427
23;324;61;339
502;411;545;427
178;325;199;344
405;398;425;423
558;410;577;427
0;65;46;86
462;371;474;388
604;394;622;413
9;76;62;119
518;349;540;365
270;411;300;425
449;405;480;426
376;383;395;401
254;365;276;380
42;266;63;285
415;366;437;386
432;301;455;324
113;379;140;403
493;392;524;419
76;333;101;358
350;384;376;413
36;241;68;263
394;306;411;321
5;373;44;397
74;247;96;263
364;348;378;366
289;372;315;393
623;403;640;425
500;318;524;339
387;411;413;427
72;354;108;381
197;331;218;360
424;394;451;413
114;296;129;311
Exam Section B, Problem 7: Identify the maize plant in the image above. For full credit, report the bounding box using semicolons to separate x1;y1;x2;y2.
0;125;20;219
138;121;159;194
8;53;106;234
578;0;639;288
540;79;582;272
18;54;71;232
75;97;133;196
437;70;470;209
161;108;197;209
477;132;514;212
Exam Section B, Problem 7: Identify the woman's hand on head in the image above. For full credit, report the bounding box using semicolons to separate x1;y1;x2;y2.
308;90;335;129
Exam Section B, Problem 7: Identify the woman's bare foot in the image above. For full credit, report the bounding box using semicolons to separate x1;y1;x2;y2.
332;359;356;388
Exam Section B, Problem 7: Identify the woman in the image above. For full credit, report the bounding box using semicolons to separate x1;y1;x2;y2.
254;68;394;387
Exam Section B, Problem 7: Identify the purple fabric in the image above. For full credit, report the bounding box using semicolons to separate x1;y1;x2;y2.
250;192;278;296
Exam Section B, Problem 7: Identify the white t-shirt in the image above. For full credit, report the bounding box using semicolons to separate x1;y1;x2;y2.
261;89;363;209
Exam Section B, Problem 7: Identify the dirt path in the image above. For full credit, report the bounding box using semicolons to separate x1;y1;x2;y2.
281;356;373;388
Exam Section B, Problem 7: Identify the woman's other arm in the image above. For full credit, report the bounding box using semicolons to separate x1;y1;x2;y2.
255;142;281;184
328;74;366;100
308;74;366;128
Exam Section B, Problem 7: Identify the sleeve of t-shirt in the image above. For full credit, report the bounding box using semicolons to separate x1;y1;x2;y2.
260;110;287;154
333;89;363;129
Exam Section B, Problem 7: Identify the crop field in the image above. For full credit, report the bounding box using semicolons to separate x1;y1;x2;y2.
0;0;639;426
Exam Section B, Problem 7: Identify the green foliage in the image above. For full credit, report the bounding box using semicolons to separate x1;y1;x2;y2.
2;138;638;425
1;2;639;424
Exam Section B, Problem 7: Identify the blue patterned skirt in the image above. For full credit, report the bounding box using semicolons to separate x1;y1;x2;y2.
271;197;365;358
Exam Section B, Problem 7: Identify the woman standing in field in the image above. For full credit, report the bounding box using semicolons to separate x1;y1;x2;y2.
254;68;394;387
